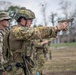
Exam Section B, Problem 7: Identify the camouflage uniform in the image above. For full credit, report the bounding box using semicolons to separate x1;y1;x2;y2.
6;25;57;75
0;29;5;73
3;8;36;75
31;38;52;75
3;8;57;75
31;39;45;75
0;12;11;75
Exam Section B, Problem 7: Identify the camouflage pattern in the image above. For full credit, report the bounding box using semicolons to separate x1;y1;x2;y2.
11;26;57;40
6;66;24;75
0;12;11;21
0;29;6;75
4;25;57;75
8;26;57;60
31;39;45;74
15;8;35;21
43;39;52;60
31;39;51;60
0;11;11;75
41;41;51;60
31;39;51;75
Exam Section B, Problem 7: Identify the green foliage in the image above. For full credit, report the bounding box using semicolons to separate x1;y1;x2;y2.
51;42;76;47
7;6;20;18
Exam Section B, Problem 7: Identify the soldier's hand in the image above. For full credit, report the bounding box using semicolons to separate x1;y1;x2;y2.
41;40;49;45
55;22;69;31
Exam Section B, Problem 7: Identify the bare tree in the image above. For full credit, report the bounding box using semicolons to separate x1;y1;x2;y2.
58;0;76;42
49;12;57;26
59;0;71;19
0;1;12;11
33;19;38;27
40;3;47;26
7;6;20;19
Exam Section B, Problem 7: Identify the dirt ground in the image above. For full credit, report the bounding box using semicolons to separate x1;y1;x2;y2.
45;71;76;75
43;46;76;75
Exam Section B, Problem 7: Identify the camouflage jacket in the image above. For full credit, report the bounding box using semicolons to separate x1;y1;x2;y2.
0;29;6;63
8;25;57;62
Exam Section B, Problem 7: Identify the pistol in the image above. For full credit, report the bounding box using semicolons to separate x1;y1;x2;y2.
58;18;74;23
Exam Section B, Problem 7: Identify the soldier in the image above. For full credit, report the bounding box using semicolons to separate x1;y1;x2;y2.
3;8;68;75
0;11;11;75
32;36;57;75
31;39;50;75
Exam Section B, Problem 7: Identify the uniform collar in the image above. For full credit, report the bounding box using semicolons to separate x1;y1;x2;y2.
18;23;26;27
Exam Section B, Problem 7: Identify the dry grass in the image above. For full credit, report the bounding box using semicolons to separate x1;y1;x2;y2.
43;47;76;73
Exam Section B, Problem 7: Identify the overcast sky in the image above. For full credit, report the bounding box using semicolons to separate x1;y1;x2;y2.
0;0;76;25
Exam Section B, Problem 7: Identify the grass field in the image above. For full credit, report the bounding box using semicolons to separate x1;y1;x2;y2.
51;42;76;47
43;42;76;75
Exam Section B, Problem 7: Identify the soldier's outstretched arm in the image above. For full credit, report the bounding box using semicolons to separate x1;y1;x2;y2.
32;22;68;39
13;22;68;40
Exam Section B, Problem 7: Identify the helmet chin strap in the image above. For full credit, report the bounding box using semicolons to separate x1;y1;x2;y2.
19;23;25;27
19;20;27;27
25;20;27;27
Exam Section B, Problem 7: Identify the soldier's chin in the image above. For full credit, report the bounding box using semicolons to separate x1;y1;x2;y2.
5;24;9;27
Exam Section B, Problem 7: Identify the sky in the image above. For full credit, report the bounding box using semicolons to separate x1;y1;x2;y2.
0;0;76;26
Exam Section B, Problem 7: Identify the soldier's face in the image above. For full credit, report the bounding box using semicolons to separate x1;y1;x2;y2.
21;18;33;28
26;19;33;28
0;19;10;27
21;18;26;26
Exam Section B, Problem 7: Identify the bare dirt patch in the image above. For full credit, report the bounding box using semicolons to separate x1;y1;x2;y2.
43;47;76;75
45;71;76;75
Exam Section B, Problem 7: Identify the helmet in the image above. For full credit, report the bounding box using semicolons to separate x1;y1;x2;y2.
15;8;35;21
0;12;11;21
